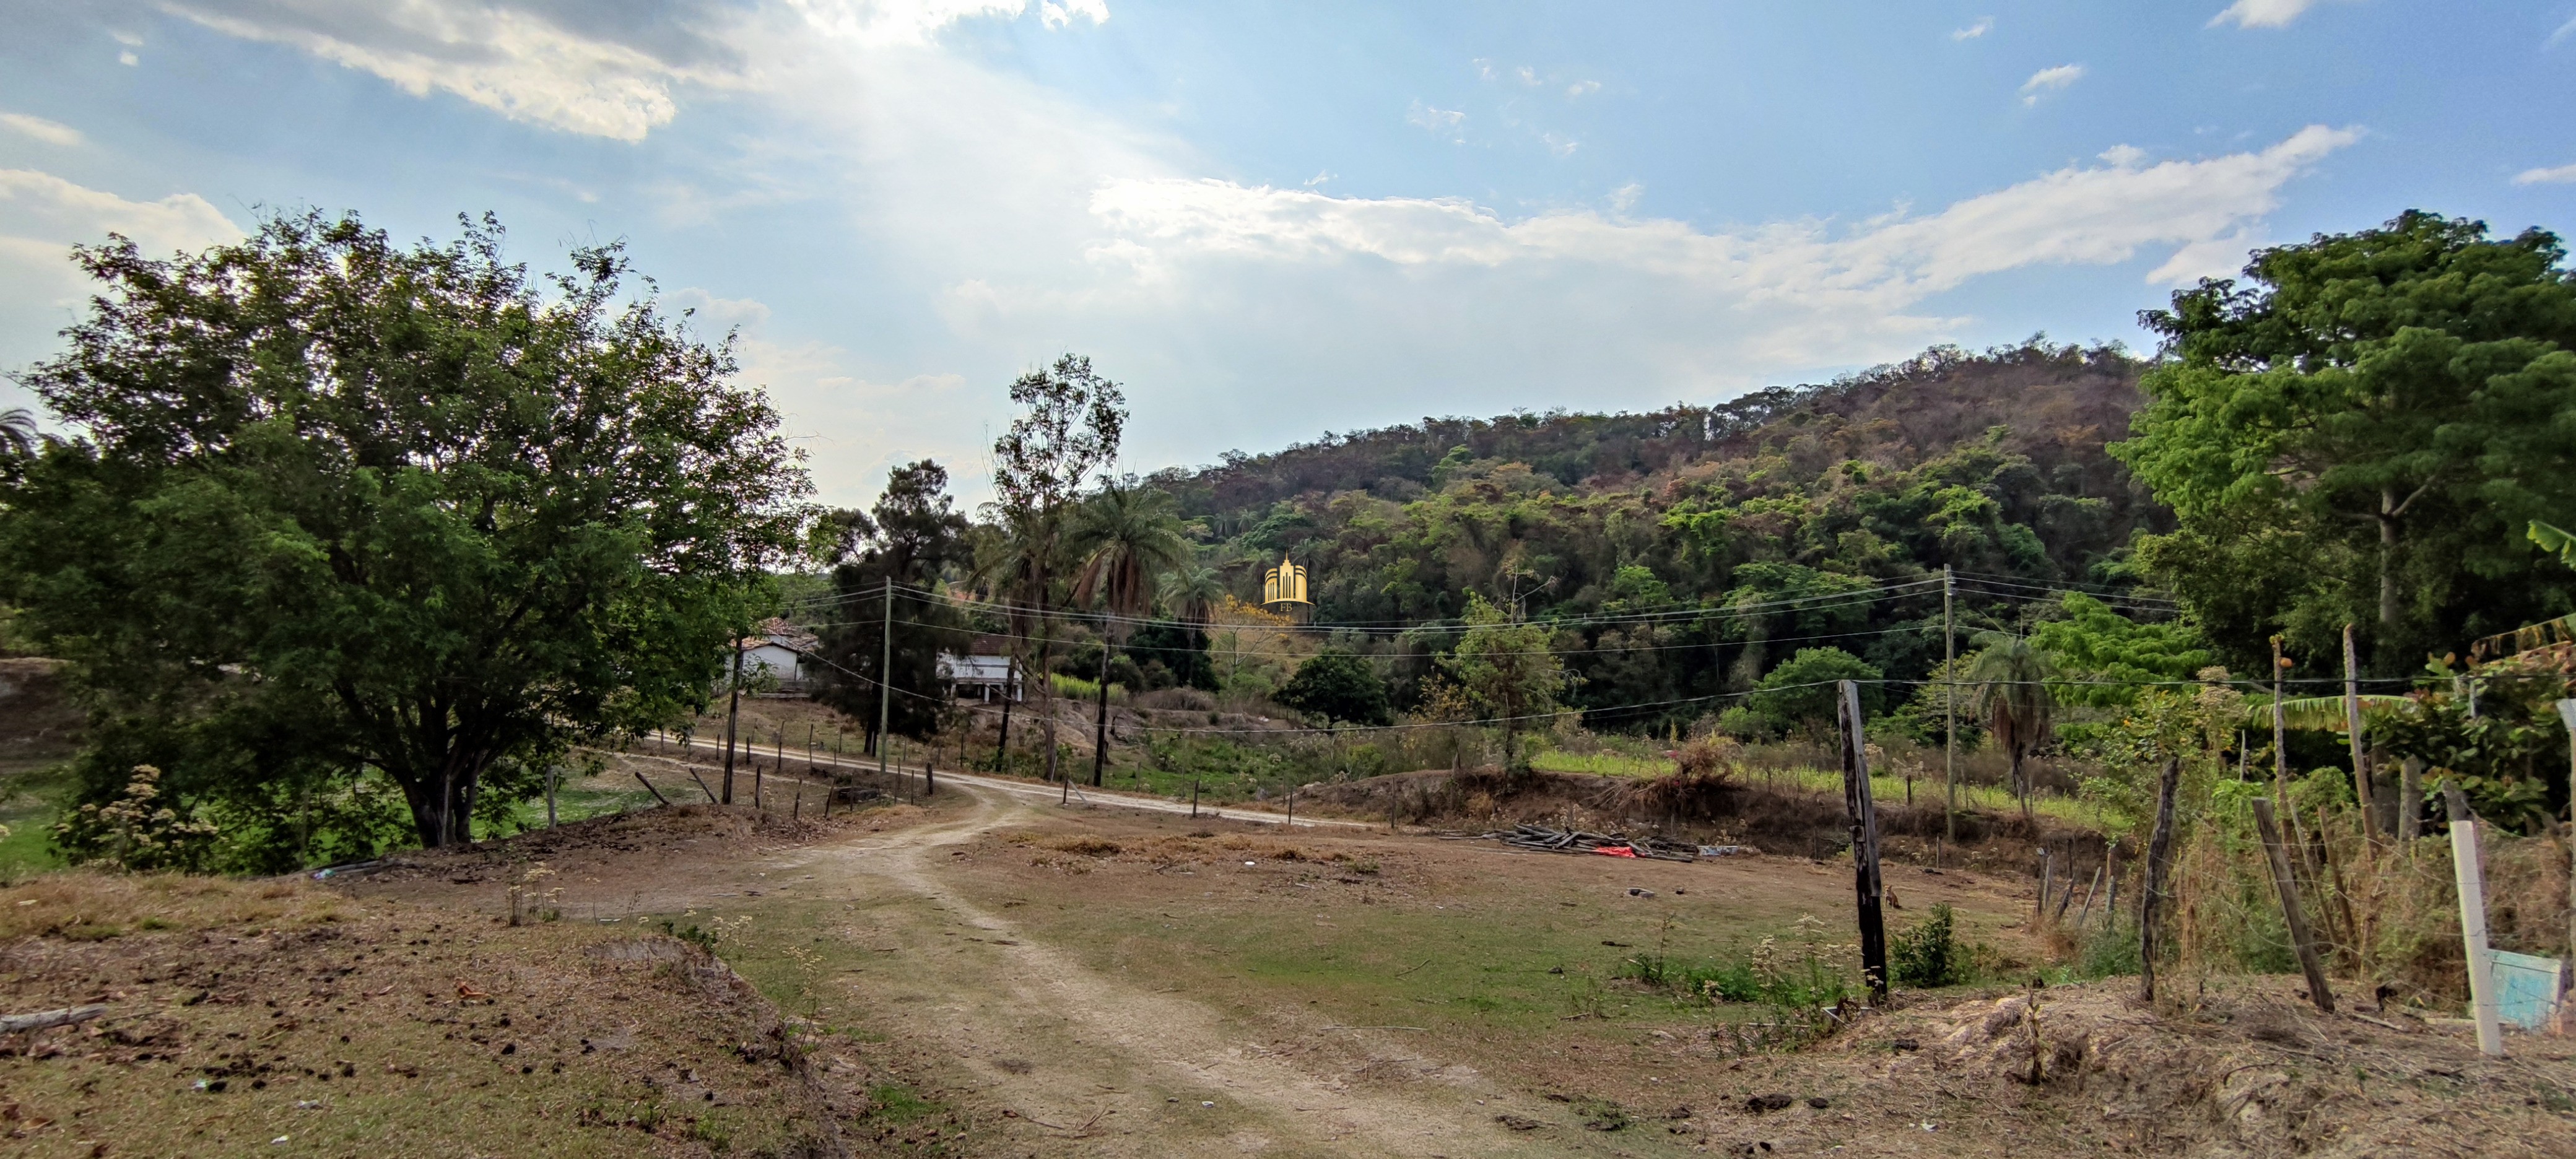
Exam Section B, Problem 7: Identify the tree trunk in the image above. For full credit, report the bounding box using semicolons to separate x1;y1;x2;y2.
2011;744;2032;822
403;753;484;848
2377;486;2401;639
1091;641;1112;787
994;659;1016;772
1039;635;1059;783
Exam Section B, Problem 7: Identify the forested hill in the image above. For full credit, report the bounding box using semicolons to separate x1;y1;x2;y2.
1133;339;2170;732
1162;340;2148;526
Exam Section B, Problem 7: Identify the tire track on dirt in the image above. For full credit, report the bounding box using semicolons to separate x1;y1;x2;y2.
775;783;1544;1157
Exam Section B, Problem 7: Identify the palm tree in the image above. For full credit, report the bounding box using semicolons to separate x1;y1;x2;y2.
1068;483;1193;786
0;408;40;461
1161;563;1227;628
1968;632;2056;822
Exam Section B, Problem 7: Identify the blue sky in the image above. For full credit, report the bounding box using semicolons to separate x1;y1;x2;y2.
2;0;2573;506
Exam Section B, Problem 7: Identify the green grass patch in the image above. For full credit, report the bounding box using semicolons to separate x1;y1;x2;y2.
0;760;77;880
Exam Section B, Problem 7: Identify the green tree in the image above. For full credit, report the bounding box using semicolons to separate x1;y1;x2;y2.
1275;650;1393;730
1440;593;1573;773
1967;633;2056;819
2029;593;2213;708
816;460;971;752
986;355;1125;783
1742;646;1882;739
0;212;807;851
1068;480;1191;784
2117;211;2576;672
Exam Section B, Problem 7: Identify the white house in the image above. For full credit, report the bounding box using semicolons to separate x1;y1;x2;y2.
938;640;1020;701
731;619;818;693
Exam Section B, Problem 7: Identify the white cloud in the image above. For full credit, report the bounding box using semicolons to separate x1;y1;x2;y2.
118;50;139;66
1303;169;1334;187
1038;0;1107;28
154;0;1109;142
1471;57;1495;81
0;170;244;409
1081;126;2355;363
0;169;242;266
2098;144;2149;168
1540;131;1578;157
2208;0;2326;29
1514;65;1539;86
1565;79;1599;97
1;113;84;147
1406;100;1466;140
1952;17;1993;40
2550;15;2576;47
162;0;733;141
1609;183;1642;213
2513;163;2576;186
2019;63;2083;105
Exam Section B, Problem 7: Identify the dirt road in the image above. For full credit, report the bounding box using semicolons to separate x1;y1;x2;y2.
645;730;1375;830
706;779;1552;1157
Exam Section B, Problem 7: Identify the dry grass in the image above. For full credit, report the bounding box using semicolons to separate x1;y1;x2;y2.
0;870;350;941
0;869;878;1157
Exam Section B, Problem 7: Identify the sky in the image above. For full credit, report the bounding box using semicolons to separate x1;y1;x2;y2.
2;0;2574;508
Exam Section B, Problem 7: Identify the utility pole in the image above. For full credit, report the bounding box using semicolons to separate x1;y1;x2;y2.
721;634;746;805
1943;565;1956;846
879;576;894;786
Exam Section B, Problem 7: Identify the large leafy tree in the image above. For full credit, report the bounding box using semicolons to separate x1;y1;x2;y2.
1067;480;1191;784
816;460;971;752
986;354;1125;782
1275;649;1393;731
2116;211;2576;672
1440;593;1573;773
0;212;807;853
1740;646;1882;739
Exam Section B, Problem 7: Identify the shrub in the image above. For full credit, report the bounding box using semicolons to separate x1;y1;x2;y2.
1891;903;1961;988
53;765;220;872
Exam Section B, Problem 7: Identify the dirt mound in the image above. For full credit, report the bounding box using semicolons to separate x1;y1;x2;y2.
0;870;876;1156
1804;977;2576;1157
343;802;889;888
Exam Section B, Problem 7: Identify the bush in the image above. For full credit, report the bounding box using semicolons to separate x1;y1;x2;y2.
1892;903;1961;988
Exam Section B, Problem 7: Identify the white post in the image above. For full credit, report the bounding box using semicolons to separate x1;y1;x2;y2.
2556;698;2576;964
2444;785;2505;1057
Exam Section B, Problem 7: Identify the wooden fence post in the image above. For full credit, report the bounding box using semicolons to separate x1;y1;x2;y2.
2343;624;2380;842
1837;680;1889;999
2139;758;2182;1004
2253;797;2335;1013
2444;785;2506;1057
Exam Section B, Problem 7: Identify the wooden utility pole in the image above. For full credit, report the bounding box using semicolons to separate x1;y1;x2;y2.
2343;624;2380;841
2139;758;2182;1004
1837;680;1889;999
2444;784;2505;1057
721;635;746;804
1943;565;1957;847
2252;797;2335;1013
878;577;895;784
